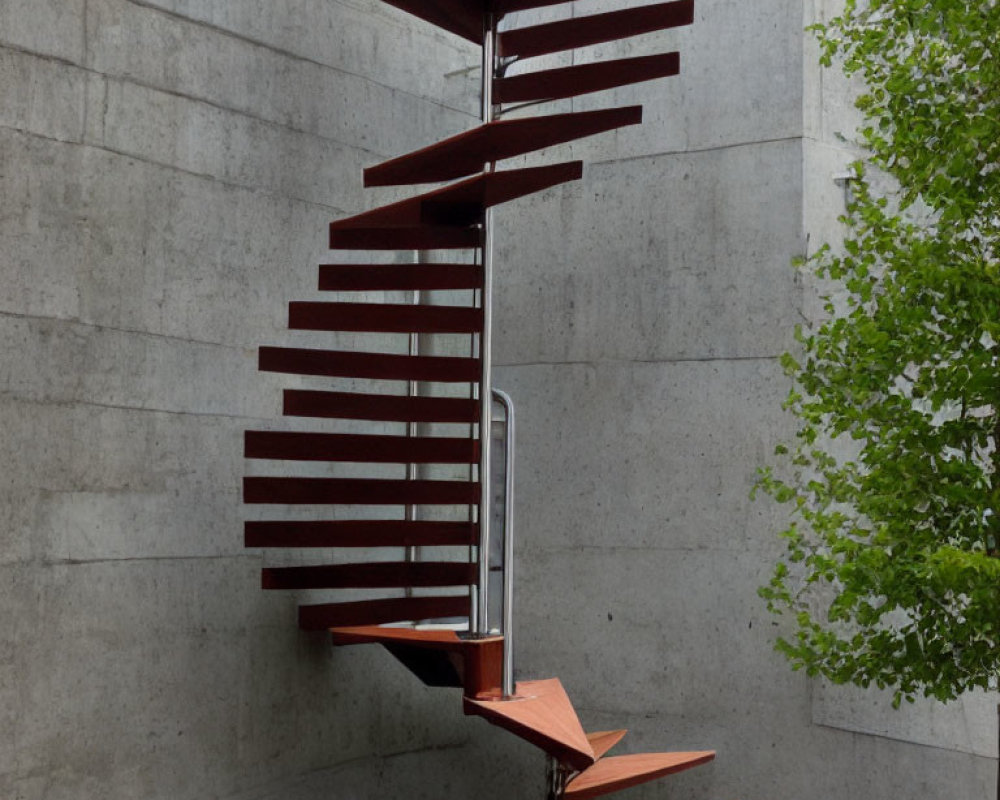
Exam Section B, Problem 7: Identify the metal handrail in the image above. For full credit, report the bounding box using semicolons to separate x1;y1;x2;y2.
492;388;516;699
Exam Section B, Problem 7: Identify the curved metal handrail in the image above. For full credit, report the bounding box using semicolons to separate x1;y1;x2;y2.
491;388;516;698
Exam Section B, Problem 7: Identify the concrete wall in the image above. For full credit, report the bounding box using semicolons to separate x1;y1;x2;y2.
2;1;995;799
492;1;997;799
0;2;503;798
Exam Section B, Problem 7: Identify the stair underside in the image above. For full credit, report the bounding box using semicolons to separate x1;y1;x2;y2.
331;625;504;699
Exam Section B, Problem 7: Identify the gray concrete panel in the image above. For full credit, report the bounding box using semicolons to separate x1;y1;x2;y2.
86;0;475;158
493;140;804;364
0;0;85;63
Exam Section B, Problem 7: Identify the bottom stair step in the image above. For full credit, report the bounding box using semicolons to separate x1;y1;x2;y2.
564;751;716;799
464;678;595;771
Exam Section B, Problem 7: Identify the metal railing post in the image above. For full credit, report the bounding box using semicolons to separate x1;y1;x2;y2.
476;11;498;635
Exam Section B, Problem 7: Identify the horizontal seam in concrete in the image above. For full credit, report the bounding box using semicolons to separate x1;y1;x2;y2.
521;544;749;554
0;121;351;214
0;308;248;351
0;39;449;164
220;740;472;799
120;0;477;117
495;355;779;368
587;134;804;168
815;721;995;760
39;554;255;566
0;390;270;423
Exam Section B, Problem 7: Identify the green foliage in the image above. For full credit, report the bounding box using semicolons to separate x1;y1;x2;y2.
757;0;1000;705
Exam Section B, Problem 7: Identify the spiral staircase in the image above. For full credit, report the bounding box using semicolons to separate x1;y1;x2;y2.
244;2;715;796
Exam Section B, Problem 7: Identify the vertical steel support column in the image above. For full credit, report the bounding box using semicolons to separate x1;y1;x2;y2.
475;11;497;635
404;253;420;596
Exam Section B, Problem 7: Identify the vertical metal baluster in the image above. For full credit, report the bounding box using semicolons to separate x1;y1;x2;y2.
475;10;497;635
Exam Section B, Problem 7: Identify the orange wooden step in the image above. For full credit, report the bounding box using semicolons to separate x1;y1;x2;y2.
299;594;470;630
464;678;595;771
364;108;641;187
244;431;479;464
587;730;627;760
498;0;694;59
317;263;483;292
564;751;716;799
243;476;479;505
261;561;476;590
259;347;480;382
282;390;479;424
244;520;477;548
331;625;503;698
495;53;680;105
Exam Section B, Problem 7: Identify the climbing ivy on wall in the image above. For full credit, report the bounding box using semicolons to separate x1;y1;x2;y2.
756;0;1000;705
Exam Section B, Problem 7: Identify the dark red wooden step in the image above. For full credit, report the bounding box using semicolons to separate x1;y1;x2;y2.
245;519;477;548
262;561;476;590
495;53;680;105
259;347;480;382
243;477;480;505
377;0;483;43
283;390;479;423
365;107;641;187
330;161;582;232
288;302;483;334
494;0;573;12
317;263;483;292
329;225;481;250
498;0;694;59
299;594;471;629
245;430;479;464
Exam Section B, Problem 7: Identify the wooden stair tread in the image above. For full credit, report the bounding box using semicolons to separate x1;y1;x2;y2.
564;751;716;799
332;625;504;698
331;624;502;649
587;730;628;761
498;0;694;59
375;0;579;43
317;263;483;292
330;162;582;232
464;678;595;771
364;107;641;187
259;347;480;383
245;430;479;464
261;561;476;590
243;476;480;505
282;390;479;424
245;519;477;548
288;301;482;334
299;594;471;630
328;224;481;250
495;53;680;105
